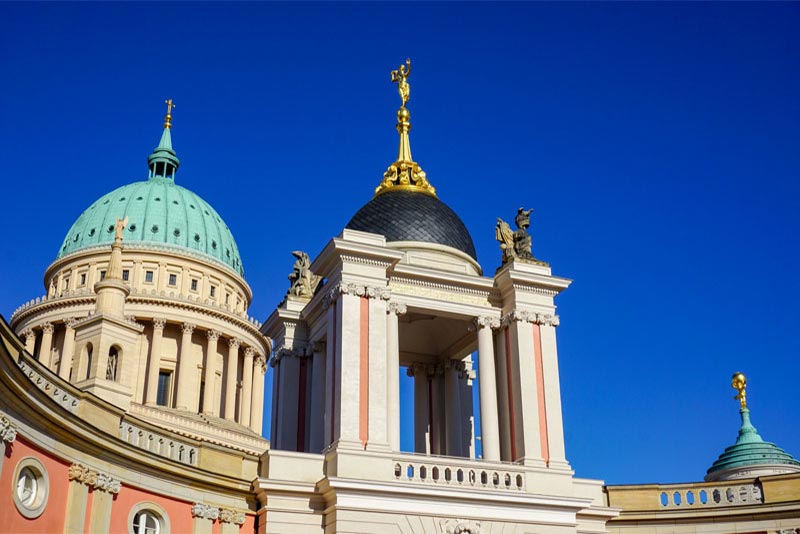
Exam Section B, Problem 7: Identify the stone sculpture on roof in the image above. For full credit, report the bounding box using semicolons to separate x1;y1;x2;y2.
496;207;546;265
286;250;322;299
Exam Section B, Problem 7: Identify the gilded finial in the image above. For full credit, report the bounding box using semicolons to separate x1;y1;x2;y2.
374;59;436;198
163;99;176;129
732;372;747;409
391;59;412;108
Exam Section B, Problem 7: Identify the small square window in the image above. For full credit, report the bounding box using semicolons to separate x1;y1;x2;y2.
100;271;106;281
210;285;216;297
225;294;230;305
168;274;177;286
190;279;198;291
122;270;129;281
63;278;70;290
145;271;154;283
79;273;87;285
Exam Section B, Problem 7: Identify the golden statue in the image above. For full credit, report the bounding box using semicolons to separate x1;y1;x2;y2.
732;372;747;409
391;59;412;108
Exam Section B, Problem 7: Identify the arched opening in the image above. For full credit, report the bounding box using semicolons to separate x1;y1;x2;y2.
107;346;120;381
84;343;93;380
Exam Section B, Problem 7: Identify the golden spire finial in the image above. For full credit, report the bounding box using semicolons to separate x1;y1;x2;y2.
732;372;747;409
163;99;176;129
374;59;436;198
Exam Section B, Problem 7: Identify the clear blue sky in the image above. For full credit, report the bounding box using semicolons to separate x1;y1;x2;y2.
1;3;798;485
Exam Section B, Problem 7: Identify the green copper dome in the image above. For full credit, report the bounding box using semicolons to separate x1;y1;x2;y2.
56;121;244;276
705;408;800;480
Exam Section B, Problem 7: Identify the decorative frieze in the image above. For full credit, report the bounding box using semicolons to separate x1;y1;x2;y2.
119;422;199;466
68;463;121;494
17;359;80;413
502;310;559;327
219;508;247;525
191;502;220;520
0;414;17;443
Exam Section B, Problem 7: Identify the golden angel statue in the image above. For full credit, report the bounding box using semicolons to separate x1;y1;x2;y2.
391;59;412;107
732;372;747;409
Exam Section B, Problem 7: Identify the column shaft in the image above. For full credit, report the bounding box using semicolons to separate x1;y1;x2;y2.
477;322;501;461
240;348;254;426
202;331;220;415
445;362;463;456
175;323;195;411
386;308;401;451
224;339;240;420
308;344;326;453
145;320;166;405
59;322;77;380
250;355;265;433
39;323;54;368
412;365;430;454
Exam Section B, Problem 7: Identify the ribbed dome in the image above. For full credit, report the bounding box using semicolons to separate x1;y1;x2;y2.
346;190;477;260
705;408;800;481
57;178;244;275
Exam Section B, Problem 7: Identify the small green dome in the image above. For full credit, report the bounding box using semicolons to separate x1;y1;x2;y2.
705;408;800;480
56;123;244;276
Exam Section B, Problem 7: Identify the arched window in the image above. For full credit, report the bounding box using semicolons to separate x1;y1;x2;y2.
128;502;170;534
85;343;93;380
107;346;119;381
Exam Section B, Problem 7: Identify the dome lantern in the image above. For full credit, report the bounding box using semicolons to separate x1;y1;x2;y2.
147;99;180;180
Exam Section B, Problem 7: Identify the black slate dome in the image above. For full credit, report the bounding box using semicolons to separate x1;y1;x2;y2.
346;190;477;260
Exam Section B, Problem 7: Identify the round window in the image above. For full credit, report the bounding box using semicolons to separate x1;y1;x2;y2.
12;457;49;518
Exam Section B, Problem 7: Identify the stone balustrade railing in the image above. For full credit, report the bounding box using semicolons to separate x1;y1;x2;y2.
392;454;526;491
130;404;268;455
657;481;763;509
10;289;262;328
119;421;199;466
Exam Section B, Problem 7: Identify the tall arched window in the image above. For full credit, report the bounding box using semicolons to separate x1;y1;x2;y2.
85;343;93;380
107;346;119;381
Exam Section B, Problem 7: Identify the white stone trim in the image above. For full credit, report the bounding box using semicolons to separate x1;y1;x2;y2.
128;501;171;534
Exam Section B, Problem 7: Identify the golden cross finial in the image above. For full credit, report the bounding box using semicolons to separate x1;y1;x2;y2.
164;99;176;129
391;59;412;108
732;372;747;409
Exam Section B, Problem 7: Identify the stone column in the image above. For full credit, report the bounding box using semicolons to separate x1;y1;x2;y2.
59;319;78;380
537;314;568;468
65;465;91;534
66;465;121;534
224;338;240;420
476;316;501;462
494;326;512;461
323;301;337;447
86;473;120;533
219;509;246;534
337;287;363;446
202;330;220;415
145;318;167;405
444;360;463;456
308;341;327;453
240;347;254;426
175;323;196;411
410;363;431;454
386;302;406;451
250;354;266;434
21;329;36;355
191;503;220;534
506;311;543;465
39;322;54;368
0;416;17;479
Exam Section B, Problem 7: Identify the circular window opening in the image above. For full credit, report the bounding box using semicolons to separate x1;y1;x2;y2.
12;457;49;519
119;197;126;202
151;225;159;234
193;234;200;243
172;200;179;205
129;502;170;534
103;199;110;205
211;241;217;250
136;196;143;201
88;228;96;237
128;224;137;232
107;225;114;233
154;197;161;202
173;229;180;237
189;204;196;209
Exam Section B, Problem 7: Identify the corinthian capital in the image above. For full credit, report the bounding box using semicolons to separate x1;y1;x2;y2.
191;503;220;520
387;302;407;315
41;322;54;334
0;415;17;443
207;329;220;341
152;318;167;330
181;322;196;335
473;316;500;330
219;508;246;525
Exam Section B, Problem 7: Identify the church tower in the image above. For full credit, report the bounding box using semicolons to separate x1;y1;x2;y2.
261;60;616;533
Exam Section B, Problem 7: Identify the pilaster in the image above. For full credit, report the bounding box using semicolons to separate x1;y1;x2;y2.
145;318;167;405
202;330;220;415
39;322;54;368
191;502;220;534
0;414;17;478
175;322;196;411
224;337;241;420
59;318;78;380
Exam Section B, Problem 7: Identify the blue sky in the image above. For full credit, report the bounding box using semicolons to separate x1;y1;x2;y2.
1;2;798;485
